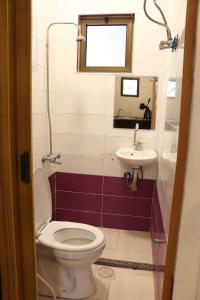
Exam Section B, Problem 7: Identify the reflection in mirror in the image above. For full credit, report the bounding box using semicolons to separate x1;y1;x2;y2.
114;76;158;129
165;78;181;131
166;79;177;98
121;77;139;97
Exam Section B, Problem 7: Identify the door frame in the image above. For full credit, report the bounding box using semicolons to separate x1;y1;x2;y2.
162;0;199;299
0;0;199;300
0;1;37;300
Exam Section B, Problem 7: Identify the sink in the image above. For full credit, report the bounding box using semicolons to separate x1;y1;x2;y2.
116;147;157;168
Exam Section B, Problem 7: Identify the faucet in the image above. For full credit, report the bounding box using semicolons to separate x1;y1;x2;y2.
42;153;62;164
133;123;142;150
118;108;124;117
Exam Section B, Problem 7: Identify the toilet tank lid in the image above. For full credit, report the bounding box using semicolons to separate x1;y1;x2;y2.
33;168;52;234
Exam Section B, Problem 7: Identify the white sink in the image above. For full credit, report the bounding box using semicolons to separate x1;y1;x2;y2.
116;147;157;168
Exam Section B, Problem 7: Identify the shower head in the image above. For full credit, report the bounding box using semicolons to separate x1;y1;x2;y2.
143;0;175;50
76;35;86;42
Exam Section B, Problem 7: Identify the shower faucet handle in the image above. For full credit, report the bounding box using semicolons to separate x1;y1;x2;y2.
42;153;62;164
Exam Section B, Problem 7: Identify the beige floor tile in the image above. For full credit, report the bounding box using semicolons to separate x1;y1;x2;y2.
101;228;119;249
101;248;116;259
93;276;110;300
115;249;153;264
108;268;154;300
117;230;152;252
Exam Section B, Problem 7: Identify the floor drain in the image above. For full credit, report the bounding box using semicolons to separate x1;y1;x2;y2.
97;266;114;279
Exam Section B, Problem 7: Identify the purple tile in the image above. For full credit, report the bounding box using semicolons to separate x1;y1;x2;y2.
103;176;155;198
151;184;167;300
102;214;150;231
52;192;56;212
51;210;56;221
49;173;56;194
56;209;101;227
56;172;103;194
103;195;152;217
56;191;102;212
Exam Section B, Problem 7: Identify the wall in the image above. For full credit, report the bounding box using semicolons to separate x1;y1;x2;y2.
50;172;154;230
48;0;170;181
32;0;56;175
152;0;188;299
173;2;200;299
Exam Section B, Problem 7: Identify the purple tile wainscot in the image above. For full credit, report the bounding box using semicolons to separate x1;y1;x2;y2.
49;173;56;220
151;185;167;300
51;172;155;231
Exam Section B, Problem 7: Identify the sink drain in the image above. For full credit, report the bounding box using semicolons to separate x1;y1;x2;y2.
97;267;114;279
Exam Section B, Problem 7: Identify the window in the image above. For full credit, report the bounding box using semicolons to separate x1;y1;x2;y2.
78;14;134;72
121;77;140;97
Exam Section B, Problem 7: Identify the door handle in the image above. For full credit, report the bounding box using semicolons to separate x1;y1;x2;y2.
20;151;30;183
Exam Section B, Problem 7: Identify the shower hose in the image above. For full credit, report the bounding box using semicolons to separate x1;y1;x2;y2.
37;273;56;300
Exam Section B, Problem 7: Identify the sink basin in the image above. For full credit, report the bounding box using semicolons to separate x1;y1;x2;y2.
116;147;157;168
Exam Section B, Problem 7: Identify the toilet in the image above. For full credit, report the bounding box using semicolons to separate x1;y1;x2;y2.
34;168;105;299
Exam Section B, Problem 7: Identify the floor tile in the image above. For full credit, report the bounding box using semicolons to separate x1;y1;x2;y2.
100;228;119;249
101;248;116;259
117;230;152;252
108;268;154;300
115;249;152;264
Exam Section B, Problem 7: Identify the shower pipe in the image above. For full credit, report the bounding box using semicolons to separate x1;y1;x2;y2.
143;0;175;50
42;22;85;164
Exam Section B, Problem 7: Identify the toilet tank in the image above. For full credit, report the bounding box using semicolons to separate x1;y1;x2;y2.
33;168;52;234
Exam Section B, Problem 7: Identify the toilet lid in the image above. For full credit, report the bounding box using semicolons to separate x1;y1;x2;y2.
33;168;52;234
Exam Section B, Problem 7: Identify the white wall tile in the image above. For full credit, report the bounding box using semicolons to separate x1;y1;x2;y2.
55;114;106;135
56;133;105;155
55;93;106;115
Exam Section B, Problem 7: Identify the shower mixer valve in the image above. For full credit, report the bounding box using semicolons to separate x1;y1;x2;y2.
42;153;62;164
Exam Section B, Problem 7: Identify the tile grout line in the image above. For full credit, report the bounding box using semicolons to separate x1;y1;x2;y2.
55;208;152;219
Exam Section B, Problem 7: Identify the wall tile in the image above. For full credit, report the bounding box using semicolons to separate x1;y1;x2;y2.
49;173;56;194
56;209;101;227
103;176;154;198
56;172;103;194
102;214;150;231
55;114;106;136
56;191;102;212
103;195;152;217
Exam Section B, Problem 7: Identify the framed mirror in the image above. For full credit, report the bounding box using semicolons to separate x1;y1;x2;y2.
114;76;158;129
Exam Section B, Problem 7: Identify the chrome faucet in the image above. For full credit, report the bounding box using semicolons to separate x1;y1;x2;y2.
133;123;142;150
42;153;62;164
118;108;124;117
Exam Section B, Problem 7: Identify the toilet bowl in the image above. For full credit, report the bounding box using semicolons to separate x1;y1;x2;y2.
34;168;105;299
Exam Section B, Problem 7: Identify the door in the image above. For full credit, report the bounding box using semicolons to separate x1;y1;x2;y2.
0;1;37;300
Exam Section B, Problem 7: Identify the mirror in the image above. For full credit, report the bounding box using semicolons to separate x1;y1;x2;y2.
113;76;158;129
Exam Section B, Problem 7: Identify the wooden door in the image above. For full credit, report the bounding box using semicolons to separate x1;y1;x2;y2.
162;0;199;299
0;1;37;300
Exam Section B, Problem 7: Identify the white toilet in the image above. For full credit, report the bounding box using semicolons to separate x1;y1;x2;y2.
34;168;105;299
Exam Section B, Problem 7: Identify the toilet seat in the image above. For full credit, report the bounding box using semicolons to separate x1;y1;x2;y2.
38;221;105;252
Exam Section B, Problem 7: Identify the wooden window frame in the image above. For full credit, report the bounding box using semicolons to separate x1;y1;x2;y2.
78;14;134;73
